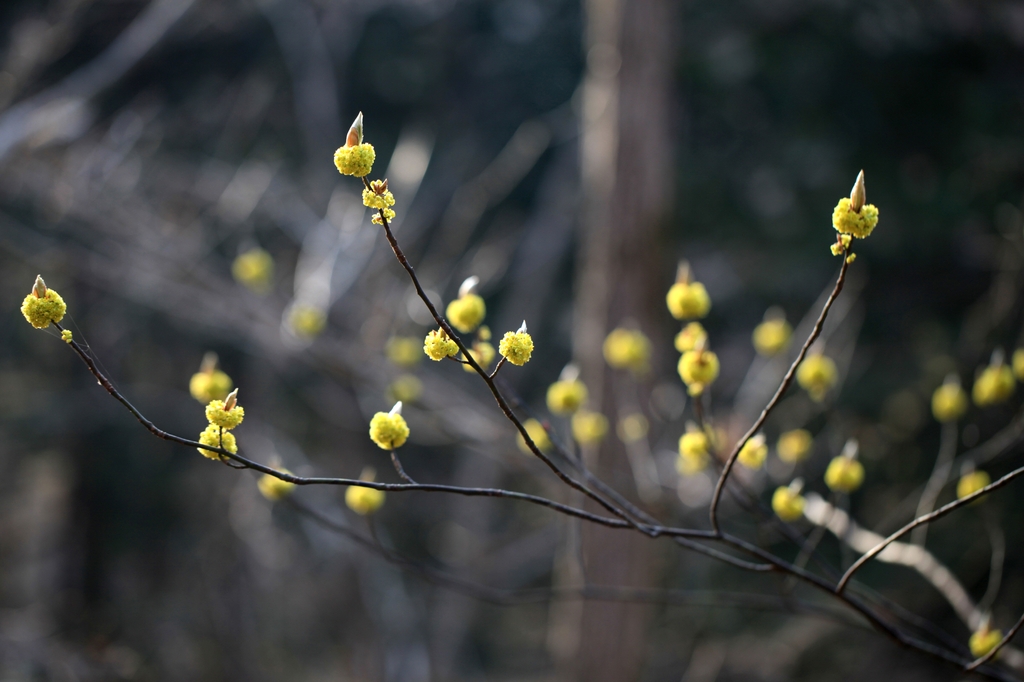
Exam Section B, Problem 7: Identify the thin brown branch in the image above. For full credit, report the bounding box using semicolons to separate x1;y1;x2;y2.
966;613;1024;672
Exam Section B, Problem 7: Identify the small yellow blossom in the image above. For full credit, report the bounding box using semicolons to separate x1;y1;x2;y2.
832;198;879;239
197;424;237;460
498;323;534;366
932;377;968;423
973;358;1015;407
423;328;459;361
446;295;486;334
334;144;375;176
617;413;649;443
666;281;711;320
571;410;608;445
371;208;396;225
232;248;274;294
797;353;837;402
547;377;588;415
205;396;245;430
678;426;710;475
752;317;792;357
368;403;409;450
346;467;385;515
969;626;1003;659
777;429;813;463
674;322;707;353
258;467;295;501
1013;349;1024;382
189;353;233;404
362;181;396;211
824;453;864;493
737;434;768;469
21;276;67;329
290;305;326;338
61;329;73;343
386;336;422;367
603;327;651;374
517;418;552;454
462;342;496;372
772;481;806;522
388;374;423;403
678;348;720;396
957;470;991;501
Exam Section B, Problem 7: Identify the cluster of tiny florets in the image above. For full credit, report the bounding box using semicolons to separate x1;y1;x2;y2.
334;143;376;177
752;317;792;357
369;409;410;450
678;348;720;396
462;341;496;372
21;276;67;329
771;483;806;522
346;467;386;515
571;410;608;446
832;197;880;239
197;423;237;460
931;378;967;423
498;329;534;366
423;328;459;361
603;328;651;375
824;454;864;493
776;429;813;463
517;418;551;454
678;427;710;475
796;353;838;402
446;294;486;334
546;379;588;415
232;247;274;294
666;280;711;320
205;399;245;430
973;359;1015;407
674;322;707;353
189;355;233;404
737;434;768;469
258;467;296;501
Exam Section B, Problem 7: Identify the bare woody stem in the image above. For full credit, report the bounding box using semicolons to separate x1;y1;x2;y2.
836;461;1024;594
390;450;416;484
709;252;851;534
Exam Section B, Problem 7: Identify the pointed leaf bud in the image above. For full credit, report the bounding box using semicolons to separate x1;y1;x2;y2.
518;320;528;333
224;388;239;411
458;276;480;298
849;170;866;213
559;363;581;382
675;260;691;284
346;112;364;148
32;275;47;298
389;401;403;416
200;351;219;375
788;477;805;494
841;438;859;460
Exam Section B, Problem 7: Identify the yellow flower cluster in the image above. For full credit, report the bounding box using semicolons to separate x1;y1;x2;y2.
189;353;233;403
206;399;245;430
258;467;296;501
752;317;792;356
197;424;237;460
61;329;73;344
517;418;551;454
334;145;375;177
371;208;396;226
797;353;837;402
197;389;244;460
21;276;66;329
369;404;410;450
969;625;1003;659
678;347;719;396
388;374;423;403
446;293;486;333
674;322;707;353
776;429;813;463
604;328;651;374
498;325;534;366
973;359;1015;407
423;328;459;361
462;342;496;372
772;482;806;522
957;470;991;501
737;434;767;469
290;305;326;338
832;197;880;239
666;281;711;320
571;410;608;445
547;378;588;415
824;454;864;493
386;336;422;367
678;426;710;475
931;378;967;422
346;467;386;515
362;179;396;210
232;247;274;294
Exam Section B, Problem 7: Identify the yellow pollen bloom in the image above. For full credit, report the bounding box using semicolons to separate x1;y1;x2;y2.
737;435;768;469
371;208;396;225
387;374;423;403
61;329;73;343
362;187;396;211
932;381;968;422
675;322;707;353
346;467;386;515
666;281;711;320
386;336;422;367
969;626;1003;659
498;329;534;366
832;197;879;239
205;399;245;430
334;143;376;177
547;379;588;415
678;429;710;475
752;318;792;356
446;294;486;334
973;362;1015;407
368;411;409;450
258;468;296;501
772;485;806;522
824;456;864;493
462;342;496;372
1013;349;1024;382
571;410;608;445
290;305;326;338
21;289;67;329
423;328;459;361
190;369;233;404
517;418;552;454
957;470;991;501
777;429;813;463
678;349;720;396
797;354;838;402
603;328;651;374
197;424;237;460
232;248;274;294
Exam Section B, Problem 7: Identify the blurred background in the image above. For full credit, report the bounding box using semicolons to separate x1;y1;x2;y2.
2;0;1024;679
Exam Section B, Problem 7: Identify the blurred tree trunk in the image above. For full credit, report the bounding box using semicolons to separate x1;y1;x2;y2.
561;0;676;679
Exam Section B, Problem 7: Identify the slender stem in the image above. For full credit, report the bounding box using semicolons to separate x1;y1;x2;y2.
966;613;1024;672
709;254;850;534
837;462;1024;594
489;356;507;379
390;450;416;484
911;420;958;546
